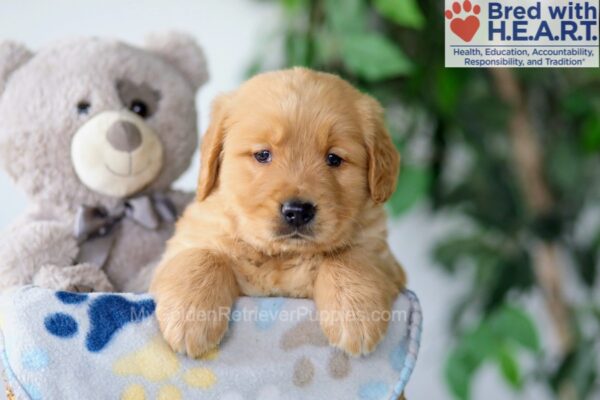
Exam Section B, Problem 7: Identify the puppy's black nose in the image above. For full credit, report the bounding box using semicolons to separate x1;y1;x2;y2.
281;200;316;227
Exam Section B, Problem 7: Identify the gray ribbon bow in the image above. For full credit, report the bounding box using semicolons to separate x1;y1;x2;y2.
74;194;177;269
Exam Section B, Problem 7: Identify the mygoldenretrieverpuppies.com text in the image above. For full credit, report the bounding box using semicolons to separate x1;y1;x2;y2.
144;307;410;324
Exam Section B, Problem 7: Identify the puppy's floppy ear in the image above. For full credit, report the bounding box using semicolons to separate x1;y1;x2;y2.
0;41;33;96
197;94;231;200
145;31;209;90
359;95;400;204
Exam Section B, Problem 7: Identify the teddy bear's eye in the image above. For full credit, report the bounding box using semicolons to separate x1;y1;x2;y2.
77;101;91;115
130;100;148;118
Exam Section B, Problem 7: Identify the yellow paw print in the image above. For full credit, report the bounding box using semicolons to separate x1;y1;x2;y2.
114;336;219;399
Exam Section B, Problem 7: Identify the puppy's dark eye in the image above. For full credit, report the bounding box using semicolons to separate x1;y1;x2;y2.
326;153;343;167
130;99;148;118
254;150;272;163
77;101;91;115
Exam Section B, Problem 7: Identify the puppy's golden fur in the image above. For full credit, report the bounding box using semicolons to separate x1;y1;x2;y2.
151;68;405;358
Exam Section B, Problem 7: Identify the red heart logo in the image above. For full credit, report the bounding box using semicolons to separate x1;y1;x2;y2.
450;16;480;42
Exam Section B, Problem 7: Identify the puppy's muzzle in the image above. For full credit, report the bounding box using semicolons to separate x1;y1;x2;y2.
281;200;316;228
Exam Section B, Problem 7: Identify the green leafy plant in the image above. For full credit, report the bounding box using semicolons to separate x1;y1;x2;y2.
446;305;541;398
249;0;600;398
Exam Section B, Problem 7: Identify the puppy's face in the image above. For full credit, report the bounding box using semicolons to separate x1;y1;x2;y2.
198;69;399;253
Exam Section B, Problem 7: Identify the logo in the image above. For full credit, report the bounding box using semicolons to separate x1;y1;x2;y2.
445;0;481;42
445;0;599;68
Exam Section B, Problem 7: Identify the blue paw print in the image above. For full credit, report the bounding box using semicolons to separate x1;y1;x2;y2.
44;291;155;352
86;295;155;352
44;313;78;338
56;291;88;304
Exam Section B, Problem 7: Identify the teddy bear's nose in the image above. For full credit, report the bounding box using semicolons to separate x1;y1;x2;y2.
106;121;142;153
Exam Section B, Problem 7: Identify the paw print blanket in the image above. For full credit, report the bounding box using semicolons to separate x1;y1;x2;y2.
0;287;421;400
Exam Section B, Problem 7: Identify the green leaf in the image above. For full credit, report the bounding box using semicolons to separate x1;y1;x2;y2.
496;346;523;389
483;254;535;312
432;234;500;273
445;347;480;400
463;325;497;358
324;0;366;33
562;90;592;117
387;164;430;215
445;308;536;400
445;323;497;400
284;33;311;66
435;68;467;116
373;0;425;29
581;115;600;152
281;0;309;13
340;33;413;81
490;306;541;353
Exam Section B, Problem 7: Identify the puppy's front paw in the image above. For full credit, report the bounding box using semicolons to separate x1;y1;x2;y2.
319;306;388;356
155;296;230;358
151;248;239;358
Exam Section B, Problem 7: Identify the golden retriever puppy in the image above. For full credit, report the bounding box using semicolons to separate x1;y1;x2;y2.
151;67;405;358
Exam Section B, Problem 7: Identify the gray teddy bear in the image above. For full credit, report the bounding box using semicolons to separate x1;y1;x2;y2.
0;32;207;292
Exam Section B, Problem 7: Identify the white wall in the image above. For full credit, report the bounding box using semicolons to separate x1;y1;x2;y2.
0;1;553;399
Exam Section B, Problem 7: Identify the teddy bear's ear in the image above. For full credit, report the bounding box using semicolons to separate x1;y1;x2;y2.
145;32;209;91
0;41;33;95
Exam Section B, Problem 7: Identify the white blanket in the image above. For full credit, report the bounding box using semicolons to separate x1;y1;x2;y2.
0;286;421;400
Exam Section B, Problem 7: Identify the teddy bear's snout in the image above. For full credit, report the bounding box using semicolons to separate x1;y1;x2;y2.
106;121;142;153
71;110;164;197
